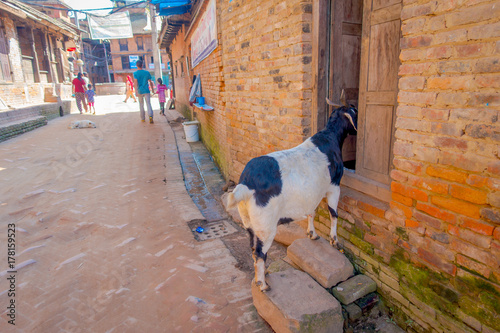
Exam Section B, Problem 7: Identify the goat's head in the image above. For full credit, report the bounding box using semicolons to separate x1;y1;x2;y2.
326;97;358;135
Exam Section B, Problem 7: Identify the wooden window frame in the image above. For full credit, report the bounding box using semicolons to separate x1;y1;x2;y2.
136;36;144;51
118;39;128;52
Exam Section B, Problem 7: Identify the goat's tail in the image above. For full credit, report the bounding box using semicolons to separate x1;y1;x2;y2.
226;184;253;209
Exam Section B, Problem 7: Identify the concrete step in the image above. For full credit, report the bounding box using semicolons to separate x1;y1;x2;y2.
252;268;343;333
331;274;377;305
287;237;354;288
0;116;47;143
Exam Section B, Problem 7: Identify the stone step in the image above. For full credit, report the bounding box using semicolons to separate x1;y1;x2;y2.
287;238;354;288
0;116;47;143
252;268;343;333
275;223;307;246
331;274;377;305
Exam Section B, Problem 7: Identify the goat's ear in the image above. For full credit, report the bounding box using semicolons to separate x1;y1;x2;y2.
343;112;357;131
340;89;347;107
326;97;341;108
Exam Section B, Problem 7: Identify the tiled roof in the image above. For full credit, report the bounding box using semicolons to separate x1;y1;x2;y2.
1;0;79;37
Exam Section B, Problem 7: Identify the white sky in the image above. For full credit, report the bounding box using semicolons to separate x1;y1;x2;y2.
64;0;114;11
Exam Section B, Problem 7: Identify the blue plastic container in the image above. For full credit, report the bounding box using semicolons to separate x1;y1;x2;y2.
196;97;205;105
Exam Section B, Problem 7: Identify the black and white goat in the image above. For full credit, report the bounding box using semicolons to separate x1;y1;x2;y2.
227;98;358;291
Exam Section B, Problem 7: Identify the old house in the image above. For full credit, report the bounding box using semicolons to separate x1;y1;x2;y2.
0;0;79;141
108;2;169;83
159;0;500;331
0;0;80;104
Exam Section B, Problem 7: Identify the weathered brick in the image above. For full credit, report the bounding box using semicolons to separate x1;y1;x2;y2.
431;196;480;219
393;141;414;158
415;210;444;230
398;91;437;105
440;151;486;173
461;217;494;236
392;182;428;202
416;202;457;224
445;3;500;27
417;247;456;276
450;184;488;204
399;76;425;90
426;165;468;184
407;175;448;195
393;158;423;174
451;239;497;267
390;201;413;219
425;228;450;244
480;207;500;223
421;108;449;121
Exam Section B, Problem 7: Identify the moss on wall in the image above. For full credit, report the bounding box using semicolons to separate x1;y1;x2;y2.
199;124;229;180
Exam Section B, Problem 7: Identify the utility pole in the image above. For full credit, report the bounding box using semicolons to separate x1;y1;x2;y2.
103;41;111;83
149;3;162;81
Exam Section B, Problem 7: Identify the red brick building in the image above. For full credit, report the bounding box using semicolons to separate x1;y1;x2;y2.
109;4;169;83
0;0;79;106
160;0;500;331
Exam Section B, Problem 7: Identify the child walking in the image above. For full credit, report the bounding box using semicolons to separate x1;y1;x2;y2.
156;78;168;115
85;84;96;115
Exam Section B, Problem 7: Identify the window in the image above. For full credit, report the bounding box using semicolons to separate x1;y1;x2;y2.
121;56;130;69
185;56;190;74
0;25;12;82
136;37;143;51
119;39;128;51
174;61;178;77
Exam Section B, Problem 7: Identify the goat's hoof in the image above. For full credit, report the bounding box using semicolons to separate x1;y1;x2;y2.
329;238;339;249
307;231;320;240
260;284;271;292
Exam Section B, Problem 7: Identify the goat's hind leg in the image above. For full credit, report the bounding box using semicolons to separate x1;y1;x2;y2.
252;228;276;292
327;186;341;248
306;213;320;240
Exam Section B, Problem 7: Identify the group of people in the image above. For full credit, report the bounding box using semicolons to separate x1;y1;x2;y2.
124;60;171;124
71;72;96;115
72;60;172;124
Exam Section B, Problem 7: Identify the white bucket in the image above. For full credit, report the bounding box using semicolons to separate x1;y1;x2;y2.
183;121;200;142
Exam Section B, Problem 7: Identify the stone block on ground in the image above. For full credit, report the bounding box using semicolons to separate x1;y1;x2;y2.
275;222;307;246
343;303;362;322
331;274;377;305
287;238;354;288
252;269;343;333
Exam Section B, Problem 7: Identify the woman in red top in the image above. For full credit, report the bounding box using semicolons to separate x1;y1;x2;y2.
123;75;137;103
72;72;88;114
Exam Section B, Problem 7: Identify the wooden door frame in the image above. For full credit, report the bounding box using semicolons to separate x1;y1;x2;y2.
312;0;393;202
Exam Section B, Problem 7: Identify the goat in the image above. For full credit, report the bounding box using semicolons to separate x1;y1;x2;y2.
227;99;357;292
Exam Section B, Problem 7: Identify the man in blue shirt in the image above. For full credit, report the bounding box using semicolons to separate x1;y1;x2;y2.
133;60;156;123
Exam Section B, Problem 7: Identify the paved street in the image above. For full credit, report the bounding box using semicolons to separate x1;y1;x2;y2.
0;96;268;332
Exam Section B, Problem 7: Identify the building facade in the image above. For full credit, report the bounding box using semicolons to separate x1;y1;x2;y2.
0;0;79;106
160;0;500;332
109;5;169;84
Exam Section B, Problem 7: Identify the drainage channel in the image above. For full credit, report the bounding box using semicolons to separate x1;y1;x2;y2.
168;120;236;241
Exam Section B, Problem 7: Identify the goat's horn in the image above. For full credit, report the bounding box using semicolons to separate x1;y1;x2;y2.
340;89;347;107
326;97;341;108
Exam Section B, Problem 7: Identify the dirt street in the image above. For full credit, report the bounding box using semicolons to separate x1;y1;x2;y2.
0;96;267;332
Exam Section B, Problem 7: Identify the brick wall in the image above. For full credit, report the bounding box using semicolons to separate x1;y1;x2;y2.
221;0;313;181
326;1;500;332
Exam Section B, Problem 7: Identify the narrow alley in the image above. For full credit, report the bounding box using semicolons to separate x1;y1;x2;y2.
0;95;269;332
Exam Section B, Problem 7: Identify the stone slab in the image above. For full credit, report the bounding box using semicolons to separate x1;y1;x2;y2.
331;274;377;305
287;238;354;288
252;269;343;333
275;223;308;246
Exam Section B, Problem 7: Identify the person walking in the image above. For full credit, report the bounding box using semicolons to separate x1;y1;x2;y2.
133;60;155;123
72;72;88;114
124;75;137;103
156;78;167;115
85;84;96;115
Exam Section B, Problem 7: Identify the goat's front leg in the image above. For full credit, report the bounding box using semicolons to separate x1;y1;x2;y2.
306;213;319;240
252;227;277;292
327;186;341;248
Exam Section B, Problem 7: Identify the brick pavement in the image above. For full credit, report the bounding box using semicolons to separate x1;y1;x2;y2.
0;95;269;332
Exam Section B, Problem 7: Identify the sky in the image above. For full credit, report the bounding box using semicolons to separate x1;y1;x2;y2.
64;0;114;11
